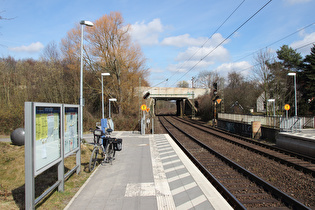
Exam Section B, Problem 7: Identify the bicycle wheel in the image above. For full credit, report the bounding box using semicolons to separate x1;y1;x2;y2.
105;143;114;165
89;147;99;172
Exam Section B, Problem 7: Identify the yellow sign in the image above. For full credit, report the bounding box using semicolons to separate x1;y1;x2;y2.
284;104;290;111
141;104;147;111
216;99;222;104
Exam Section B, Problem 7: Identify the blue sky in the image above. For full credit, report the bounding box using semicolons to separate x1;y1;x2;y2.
1;0;315;87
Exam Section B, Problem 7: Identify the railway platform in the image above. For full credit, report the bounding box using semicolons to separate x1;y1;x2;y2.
277;129;315;158
65;131;232;210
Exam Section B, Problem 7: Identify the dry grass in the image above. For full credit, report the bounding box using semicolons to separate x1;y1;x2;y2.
0;142;94;209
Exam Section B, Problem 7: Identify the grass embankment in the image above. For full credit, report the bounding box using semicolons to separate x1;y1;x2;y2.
0;141;94;209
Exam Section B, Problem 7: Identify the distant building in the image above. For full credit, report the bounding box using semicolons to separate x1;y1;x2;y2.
230;101;244;114
256;92;266;113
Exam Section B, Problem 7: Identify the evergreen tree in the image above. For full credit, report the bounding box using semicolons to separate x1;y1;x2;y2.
276;45;303;116
277;45;302;71
300;45;315;114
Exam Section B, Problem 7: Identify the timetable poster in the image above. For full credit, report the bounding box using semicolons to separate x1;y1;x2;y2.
64;107;79;156
35;107;61;173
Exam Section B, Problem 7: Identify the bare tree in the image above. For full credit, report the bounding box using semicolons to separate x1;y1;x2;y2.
41;41;60;62
252;49;274;112
196;70;220;89
177;80;189;88
224;71;260;113
61;12;148;116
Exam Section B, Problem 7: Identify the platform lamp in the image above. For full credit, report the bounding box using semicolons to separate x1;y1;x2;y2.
109;98;117;118
101;73;110;119
287;72;297;117
80;20;93;140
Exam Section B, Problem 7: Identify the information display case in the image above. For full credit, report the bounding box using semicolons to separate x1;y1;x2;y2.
25;102;81;209
64;105;79;157
34;104;62;175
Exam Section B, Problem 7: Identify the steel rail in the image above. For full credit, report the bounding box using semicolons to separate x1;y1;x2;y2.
183;116;315;163
160;116;310;210
173;116;315;176
159;116;246;209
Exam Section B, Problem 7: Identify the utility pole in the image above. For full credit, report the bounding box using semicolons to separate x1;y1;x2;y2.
220;79;224;113
139;77;141;124
212;82;218;127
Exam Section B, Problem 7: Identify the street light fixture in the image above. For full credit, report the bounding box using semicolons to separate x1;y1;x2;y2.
101;73;110;119
287;72;297;117
80;20;93;140
80;20;94;27
109;98;117;118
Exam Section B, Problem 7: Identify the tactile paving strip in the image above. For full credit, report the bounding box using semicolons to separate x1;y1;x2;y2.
152;135;215;210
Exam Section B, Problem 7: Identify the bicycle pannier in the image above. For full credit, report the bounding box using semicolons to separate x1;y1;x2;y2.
114;138;123;151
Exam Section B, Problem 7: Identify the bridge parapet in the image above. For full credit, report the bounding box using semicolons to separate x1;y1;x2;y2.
137;87;209;100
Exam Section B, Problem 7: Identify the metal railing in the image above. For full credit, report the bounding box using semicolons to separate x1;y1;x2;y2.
279;117;301;132
218;113;314;132
218;113;281;127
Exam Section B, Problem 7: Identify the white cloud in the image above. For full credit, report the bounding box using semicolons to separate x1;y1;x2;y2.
161;33;231;75
290;31;315;55
129;18;164;45
161;33;228;48
284;0;311;5
162;33;230;74
9;42;44;53
167;63;188;73
215;61;252;78
161;34;207;47
167;60;212;73
175;45;230;63
233;31;241;38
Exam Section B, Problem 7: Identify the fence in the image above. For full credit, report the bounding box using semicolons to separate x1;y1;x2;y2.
218;113;314;131
279;117;301;132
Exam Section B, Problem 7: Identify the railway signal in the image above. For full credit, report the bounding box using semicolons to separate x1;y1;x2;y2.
143;92;150;99
212;82;219;101
213;82;217;95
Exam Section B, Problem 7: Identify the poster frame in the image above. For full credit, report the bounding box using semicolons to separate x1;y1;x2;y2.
33;102;63;176
64;104;80;158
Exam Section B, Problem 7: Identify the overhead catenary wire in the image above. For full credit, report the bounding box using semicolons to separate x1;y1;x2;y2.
164;0;246;86
237;41;315;74
171;0;273;86
233;21;315;63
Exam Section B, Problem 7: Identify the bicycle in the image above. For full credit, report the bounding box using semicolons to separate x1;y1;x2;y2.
88;127;115;172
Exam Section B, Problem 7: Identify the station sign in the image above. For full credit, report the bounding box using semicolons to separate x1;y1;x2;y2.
141;104;147;111
284;104;290;111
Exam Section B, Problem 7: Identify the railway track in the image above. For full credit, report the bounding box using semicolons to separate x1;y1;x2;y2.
176;116;315;175
159;115;314;209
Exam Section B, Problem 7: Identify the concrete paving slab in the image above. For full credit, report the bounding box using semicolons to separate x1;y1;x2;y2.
65;132;232;210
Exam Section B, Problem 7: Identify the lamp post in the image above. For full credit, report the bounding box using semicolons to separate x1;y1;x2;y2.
109;98;117;118
288;72;297;117
101;73;110;119
80;20;93;140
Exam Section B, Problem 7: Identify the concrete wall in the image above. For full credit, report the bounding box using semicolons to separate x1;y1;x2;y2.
218;119;279;143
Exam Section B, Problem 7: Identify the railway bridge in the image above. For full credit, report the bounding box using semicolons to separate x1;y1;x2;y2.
137;87;209;117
